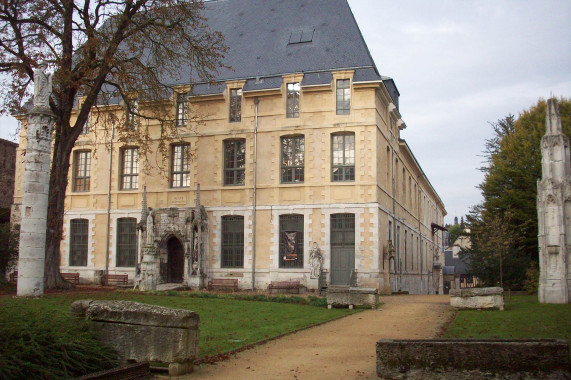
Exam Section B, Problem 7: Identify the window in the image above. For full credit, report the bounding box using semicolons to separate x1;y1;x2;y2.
336;79;350;115
120;148;139;190
176;93;188;127
116;218;137;267
404;230;408;271
127;99;138;129
286;83;300;118
171;144;190;188
331;133;355;181
279;214;304;268
281;135;304;183
224;139;245;185
229;89;242;122
221;215;244;268
82;113;90;135
69;219;88;266
73;151;91;192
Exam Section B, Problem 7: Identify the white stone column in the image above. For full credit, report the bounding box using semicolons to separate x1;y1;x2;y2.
17;107;54;296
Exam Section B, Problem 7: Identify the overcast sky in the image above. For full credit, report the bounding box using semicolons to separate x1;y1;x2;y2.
1;0;569;223
348;0;571;223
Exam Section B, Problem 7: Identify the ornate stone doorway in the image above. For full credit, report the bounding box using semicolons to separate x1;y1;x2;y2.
167;237;184;283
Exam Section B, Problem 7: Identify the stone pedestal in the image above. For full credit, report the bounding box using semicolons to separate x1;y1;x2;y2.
450;287;504;310
139;246;159;291
326;286;378;308
17;107;54;297
187;275;200;289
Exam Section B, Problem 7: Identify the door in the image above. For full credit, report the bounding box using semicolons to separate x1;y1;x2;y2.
330;213;355;285
167;237;184;283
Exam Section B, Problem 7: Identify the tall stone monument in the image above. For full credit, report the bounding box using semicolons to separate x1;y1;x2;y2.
17;62;54;297
537;98;571;304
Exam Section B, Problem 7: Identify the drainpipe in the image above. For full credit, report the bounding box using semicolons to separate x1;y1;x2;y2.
390;135;397;292
417;174;422;291
252;97;259;291
104;122;115;277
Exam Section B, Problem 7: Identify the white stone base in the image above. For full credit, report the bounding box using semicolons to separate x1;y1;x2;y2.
450;287;504;310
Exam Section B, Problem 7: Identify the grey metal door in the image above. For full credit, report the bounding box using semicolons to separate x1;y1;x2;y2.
330;213;355;285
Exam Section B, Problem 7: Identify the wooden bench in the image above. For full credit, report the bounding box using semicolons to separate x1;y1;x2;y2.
9;271;17;284
268;280;301;294
102;274;129;286
62;272;80;284
207;278;239;291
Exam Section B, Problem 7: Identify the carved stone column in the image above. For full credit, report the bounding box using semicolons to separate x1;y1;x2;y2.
17;106;54;296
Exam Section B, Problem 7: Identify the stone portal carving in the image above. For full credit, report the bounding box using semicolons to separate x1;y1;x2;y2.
137;184;208;290
537;98;571;304
17;62;54;297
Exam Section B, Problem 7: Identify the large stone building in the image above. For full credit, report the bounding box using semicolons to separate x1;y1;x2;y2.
12;0;446;294
0;138;18;223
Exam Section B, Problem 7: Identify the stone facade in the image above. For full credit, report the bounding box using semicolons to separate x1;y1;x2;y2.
537;99;571;304
0;138;18;221
11;0;447;294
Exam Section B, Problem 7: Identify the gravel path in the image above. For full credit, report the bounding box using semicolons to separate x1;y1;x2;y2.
175;294;453;380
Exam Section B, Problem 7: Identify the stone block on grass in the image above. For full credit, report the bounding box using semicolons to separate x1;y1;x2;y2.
71;300;199;376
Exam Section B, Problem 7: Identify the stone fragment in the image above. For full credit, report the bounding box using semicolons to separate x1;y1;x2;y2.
449;287;504;310
71;300;199;376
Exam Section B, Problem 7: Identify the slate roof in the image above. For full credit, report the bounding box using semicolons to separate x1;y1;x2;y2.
169;0;379;85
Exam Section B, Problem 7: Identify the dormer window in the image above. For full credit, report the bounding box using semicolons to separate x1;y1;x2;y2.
286;83;300;118
176;93;188;127
229;89;242;122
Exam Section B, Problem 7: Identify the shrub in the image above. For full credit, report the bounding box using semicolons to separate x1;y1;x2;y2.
0;302;118;379
523;262;539;295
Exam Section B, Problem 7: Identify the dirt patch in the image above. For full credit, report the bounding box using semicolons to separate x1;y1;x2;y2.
174;294;452;380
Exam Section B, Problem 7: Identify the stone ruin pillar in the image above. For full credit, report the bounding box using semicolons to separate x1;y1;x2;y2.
537;98;571;304
17;105;54;296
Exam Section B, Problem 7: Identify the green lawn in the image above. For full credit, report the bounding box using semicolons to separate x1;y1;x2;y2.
0;290;356;378
443;295;571;342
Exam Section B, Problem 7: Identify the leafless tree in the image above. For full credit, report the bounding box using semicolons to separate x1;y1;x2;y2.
0;0;226;289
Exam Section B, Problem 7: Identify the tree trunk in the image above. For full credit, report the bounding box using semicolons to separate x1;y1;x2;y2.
44;128;74;290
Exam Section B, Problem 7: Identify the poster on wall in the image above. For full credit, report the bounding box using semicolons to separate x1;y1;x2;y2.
283;231;298;261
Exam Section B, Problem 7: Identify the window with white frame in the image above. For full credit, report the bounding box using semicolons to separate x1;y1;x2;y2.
73;150;91;192
281;135;304;183
336;79;350;115
120;148;139;190
286;82;300;118
331;133;355;181
171;144;190;188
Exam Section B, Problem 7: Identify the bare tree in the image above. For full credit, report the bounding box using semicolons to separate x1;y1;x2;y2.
0;0;226;289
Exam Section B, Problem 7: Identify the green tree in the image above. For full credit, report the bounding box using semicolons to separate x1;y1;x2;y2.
465;99;571;288
0;224;19;282
0;1;226;288
447;223;462;246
